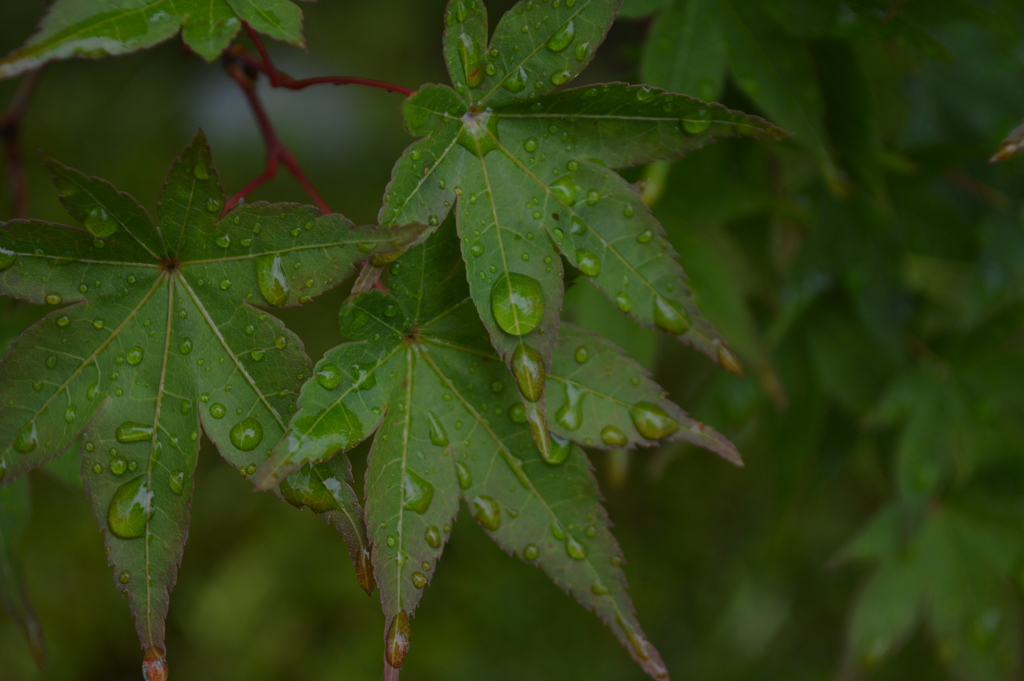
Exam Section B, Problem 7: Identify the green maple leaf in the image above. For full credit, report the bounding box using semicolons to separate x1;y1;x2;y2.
379;0;785;460
0;0;310;78
258;218;741;679
0;133;419;662
840;504;1023;680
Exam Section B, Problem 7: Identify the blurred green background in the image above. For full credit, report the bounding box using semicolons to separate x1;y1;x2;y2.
3;0;1024;679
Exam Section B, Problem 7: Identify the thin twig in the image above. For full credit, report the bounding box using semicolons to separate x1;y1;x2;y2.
1;68;44;219
222;54;331;215
242;24;415;97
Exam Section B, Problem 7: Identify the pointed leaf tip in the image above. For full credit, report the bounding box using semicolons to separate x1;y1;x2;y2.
142;647;168;681
385;610;411;669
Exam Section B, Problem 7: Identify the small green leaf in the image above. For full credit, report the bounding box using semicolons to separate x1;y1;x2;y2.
845;504;1023;678
718;0;840;186
0;0;309;79
0;133;419;657
641;0;727;101
264;218;738;679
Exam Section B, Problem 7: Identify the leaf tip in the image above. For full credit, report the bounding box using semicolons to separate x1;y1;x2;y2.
142;647;168;681
357;547;376;595
385;610;411;671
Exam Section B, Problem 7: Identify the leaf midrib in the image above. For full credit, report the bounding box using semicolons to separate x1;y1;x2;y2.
416;342;635;633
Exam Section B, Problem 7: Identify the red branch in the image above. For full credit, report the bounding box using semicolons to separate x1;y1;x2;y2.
243;24;414;97
1;68;44;219
223;54;331;214
222;27;415;215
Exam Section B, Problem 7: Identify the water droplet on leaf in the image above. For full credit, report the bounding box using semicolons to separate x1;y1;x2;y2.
316;363;341;390
403;469;435;514
255;254;290;307
13;422;38;453
630;401;679;440
600;425;628;446
473;495;501;531
427;411;449;446
106;475;154;539
547;20;576;52
385;611;411;669
491;274;545;336
576;249;601;277
230;417;264;451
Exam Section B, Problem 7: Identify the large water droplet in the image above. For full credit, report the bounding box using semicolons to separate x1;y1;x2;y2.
551;520;567;540
403;469;435;514
106;475;154;539
502;66;528;93
575;249;601;277
209;403;226;419
45;292;63;305
551;70;572;86
547;20;576;52
13;422;38;453
126;346;143;366
555;383;585;431
427;411;449;446
491;274;545;336
457;33;484;87
168;470;185;495
574;345;588;363
255;254;290;307
316;363;341;390
424;525;442;549
473;495;501;531
511;344;545;402
548;176;577;207
565;534;587;560
682;108;712;134
110;456;127;475
0;248;17;272
84;206;117;237
630;401;679;440
600;425;628;446
279;466;342;514
458;110;501;157
179;338;193;355
509;403;528;423
119;570;132;584
523;543;539;560
455;461;472;489
385;610;411;669
653;297;690;334
614;292;632;312
351;362;378;390
548;433;572;465
411;572;428;588
116;422;153;444
230;417;264;451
